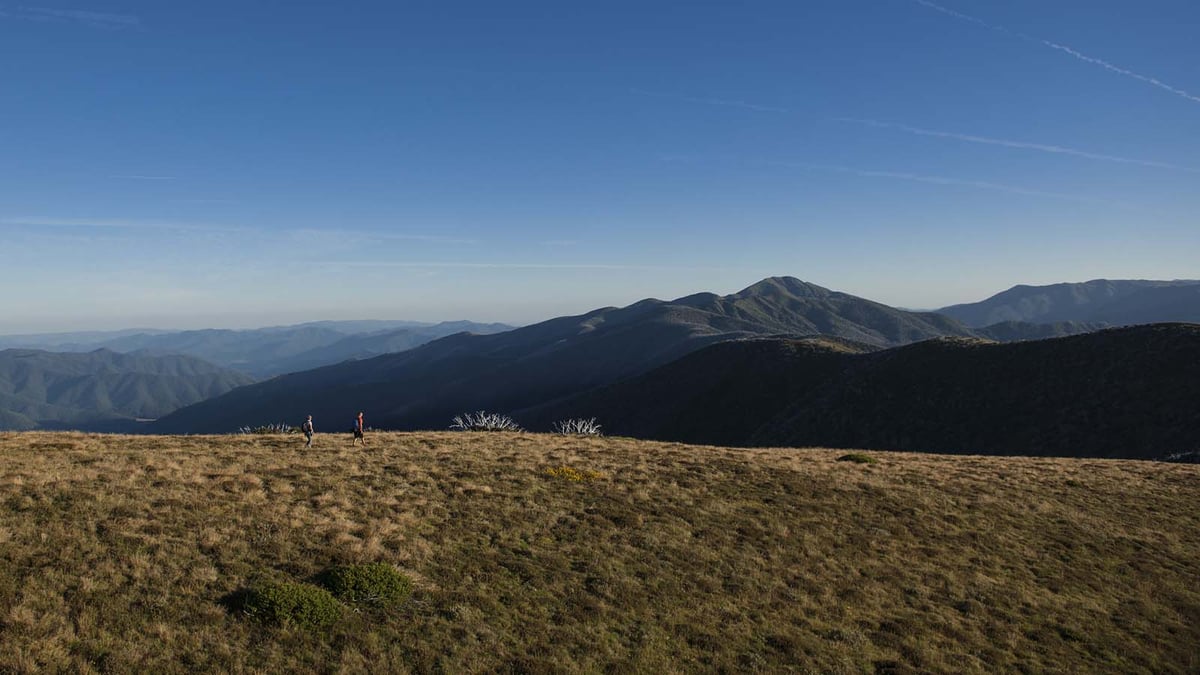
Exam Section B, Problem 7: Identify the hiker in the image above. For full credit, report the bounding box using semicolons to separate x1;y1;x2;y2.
302;414;314;448
352;411;366;447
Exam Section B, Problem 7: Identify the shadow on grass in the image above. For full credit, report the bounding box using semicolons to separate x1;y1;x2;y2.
219;588;252;616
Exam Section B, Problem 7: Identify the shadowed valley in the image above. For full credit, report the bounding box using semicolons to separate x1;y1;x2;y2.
523;324;1200;460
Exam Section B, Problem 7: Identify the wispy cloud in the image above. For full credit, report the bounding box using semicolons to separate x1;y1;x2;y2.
0;216;246;233
316;261;732;272
837;118;1199;172
292;227;479;245
5;230;98;245
914;0;1200;105
680;96;789;113
1;218;477;244
769;160;1121;204
8;6;140;28
631;89;789;113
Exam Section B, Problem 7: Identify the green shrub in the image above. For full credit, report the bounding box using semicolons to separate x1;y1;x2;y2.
241;581;341;628
321;563;413;606
837;453;878;464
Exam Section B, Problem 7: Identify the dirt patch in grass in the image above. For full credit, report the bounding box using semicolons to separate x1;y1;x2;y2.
0;431;1197;672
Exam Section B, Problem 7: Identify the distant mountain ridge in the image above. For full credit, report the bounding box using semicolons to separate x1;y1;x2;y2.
939;279;1200;327
0;348;254;431
150;277;985;433
0;320;515;377
972;320;1108;342
24;276;1200;444
524;324;1200;460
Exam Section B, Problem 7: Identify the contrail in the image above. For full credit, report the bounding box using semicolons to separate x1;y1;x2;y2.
1039;40;1200;105
914;0;1000;31
768;160;1123;204
838;118;1198;172
915;0;1200;105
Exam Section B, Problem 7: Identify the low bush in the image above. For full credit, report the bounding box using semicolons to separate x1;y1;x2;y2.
552;418;602;436
837;453;878;464
450;411;523;432
240;581;341;628
320;562;413;606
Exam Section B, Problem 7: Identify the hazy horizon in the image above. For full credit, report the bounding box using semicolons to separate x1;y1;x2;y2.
4;1;1197;334
5;274;1200;336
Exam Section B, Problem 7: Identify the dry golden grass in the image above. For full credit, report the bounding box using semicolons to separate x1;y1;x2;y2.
0;430;1197;673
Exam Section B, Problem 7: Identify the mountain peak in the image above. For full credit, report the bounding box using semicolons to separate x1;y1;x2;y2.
735;277;831;299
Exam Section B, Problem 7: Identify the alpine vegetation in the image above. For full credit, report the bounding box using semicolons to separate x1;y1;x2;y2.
1;431;1198;672
552;417;602;436
239;581;342;629
237;423;297;435
320;563;413;607
449;411;523;432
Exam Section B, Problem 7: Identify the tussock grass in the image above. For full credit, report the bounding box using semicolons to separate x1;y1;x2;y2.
0;431;1197;672
544;465;607;482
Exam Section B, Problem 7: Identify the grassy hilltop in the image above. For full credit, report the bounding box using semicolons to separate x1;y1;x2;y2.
0;432;1197;673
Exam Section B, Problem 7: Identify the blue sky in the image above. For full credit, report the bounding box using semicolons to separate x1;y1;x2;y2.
2;0;1197;332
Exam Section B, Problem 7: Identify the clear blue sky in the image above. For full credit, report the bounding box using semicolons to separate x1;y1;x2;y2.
3;0;1197;332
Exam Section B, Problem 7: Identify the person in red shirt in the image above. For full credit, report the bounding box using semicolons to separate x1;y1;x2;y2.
352;411;366;447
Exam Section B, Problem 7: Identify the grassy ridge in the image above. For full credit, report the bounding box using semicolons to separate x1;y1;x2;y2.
0;432;1197;673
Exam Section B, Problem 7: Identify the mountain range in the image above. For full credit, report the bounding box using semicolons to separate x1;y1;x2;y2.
0;349;254;431
149;277;1180;436
7;276;1199;458
150;277;990;433
0;320;513;378
938;279;1200;327
522;324;1200;460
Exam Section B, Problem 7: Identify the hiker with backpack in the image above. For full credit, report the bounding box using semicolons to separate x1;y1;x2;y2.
352;411;366;447
302;415;315;448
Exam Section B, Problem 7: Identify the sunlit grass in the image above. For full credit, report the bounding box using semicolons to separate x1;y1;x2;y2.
0;431;1197;673
543;465;606;482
